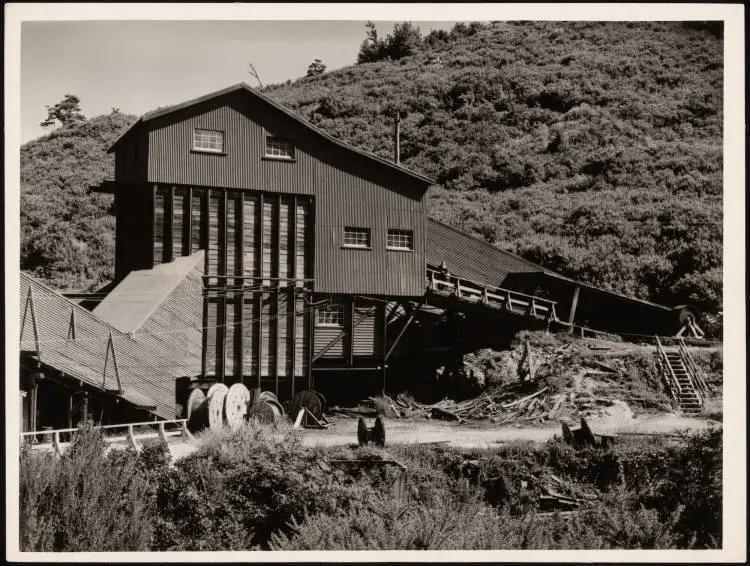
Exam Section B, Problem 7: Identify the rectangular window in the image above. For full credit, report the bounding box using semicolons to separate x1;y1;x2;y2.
265;136;295;159
343;227;371;249
316;303;344;327
387;229;414;251
193;129;225;153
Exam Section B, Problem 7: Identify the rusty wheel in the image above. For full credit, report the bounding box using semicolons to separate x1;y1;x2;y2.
224;383;251;430
207;383;229;430
374;416;386;447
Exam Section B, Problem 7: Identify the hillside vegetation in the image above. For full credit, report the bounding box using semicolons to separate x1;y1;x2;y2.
20;21;722;316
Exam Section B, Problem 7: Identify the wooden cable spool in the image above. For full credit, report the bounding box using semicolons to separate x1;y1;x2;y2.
259;391;278;404
185;388;208;433
247;401;275;424
207;383;229;431
224;383;251;430
357;416;386;447
288;390;323;423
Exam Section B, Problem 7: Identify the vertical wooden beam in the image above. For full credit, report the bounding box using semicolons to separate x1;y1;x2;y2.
219;190;228;382
187;186;193;255
307;303;314;391
201;287;209;378
275;194;282;397
568;285;581;331
238;191;244;382
381;303;388;394
166;185;174;262
256;193;265;391
202;189;210;271
290;196;298;394
29;373;43;432
150;184;157;266
67;391;74;430
347;296;355;366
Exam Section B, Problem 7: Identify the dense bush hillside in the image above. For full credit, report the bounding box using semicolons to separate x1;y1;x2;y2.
20;112;137;291
20;21;722;315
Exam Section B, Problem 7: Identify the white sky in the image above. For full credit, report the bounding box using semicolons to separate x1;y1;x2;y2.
21;20;457;143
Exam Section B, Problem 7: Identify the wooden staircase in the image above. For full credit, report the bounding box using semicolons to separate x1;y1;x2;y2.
655;336;711;414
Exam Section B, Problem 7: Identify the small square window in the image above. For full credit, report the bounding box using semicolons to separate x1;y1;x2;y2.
316;303;344;327
387;229;414;251
265;136;295;159
343;227;371;248
193;129;225;153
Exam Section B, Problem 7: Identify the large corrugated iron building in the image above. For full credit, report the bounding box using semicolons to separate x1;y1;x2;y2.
19;82;691;430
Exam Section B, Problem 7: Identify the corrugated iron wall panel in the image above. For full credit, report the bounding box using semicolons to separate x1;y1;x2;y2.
352;302;377;357
140;90;426;296
314;326;344;358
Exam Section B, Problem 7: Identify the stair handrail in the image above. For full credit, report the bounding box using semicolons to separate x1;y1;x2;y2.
678;337;711;398
672;338;704;406
655;335;682;403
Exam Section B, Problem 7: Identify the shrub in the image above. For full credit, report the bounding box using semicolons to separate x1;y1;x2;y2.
19;425;160;551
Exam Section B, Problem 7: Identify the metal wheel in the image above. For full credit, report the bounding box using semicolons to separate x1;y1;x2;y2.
288;390;323;423
224;383;251;430
207;383;229;430
374;416;386;447
357;417;368;446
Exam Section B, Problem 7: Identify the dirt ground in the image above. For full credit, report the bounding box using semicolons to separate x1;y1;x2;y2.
162;411;718;460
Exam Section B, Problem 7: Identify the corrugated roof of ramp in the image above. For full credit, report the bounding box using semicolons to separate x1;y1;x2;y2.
426;218;670;311
94;251;205;333
20;272;194;420
108;82;436;186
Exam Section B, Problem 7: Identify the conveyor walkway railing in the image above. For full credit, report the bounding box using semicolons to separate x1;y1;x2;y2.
426;267;559;322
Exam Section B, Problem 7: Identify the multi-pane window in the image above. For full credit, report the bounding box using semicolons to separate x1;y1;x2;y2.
193;129;225;153
316;303;344;327
265;136;295;159
343;227;371;248
387;229;414;251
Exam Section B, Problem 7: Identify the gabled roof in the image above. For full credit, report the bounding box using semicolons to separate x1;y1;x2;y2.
108;82;436;186
426;218;670;312
93;251;205;333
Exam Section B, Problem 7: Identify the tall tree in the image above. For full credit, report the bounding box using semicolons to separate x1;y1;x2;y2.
40;94;86;128
306;59;327;77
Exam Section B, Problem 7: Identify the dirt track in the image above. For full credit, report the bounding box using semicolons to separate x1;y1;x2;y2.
164;412;718;460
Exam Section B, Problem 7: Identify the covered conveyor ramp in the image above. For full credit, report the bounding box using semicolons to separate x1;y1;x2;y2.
19;273;192;429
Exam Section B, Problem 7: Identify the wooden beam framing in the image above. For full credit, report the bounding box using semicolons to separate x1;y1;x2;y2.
67;308;77;341
187;186;194;254
384;302;423;361
238;191;244;382
256;193;264;390
150;184;157;266
291;195;298;394
381;303;388;394
166;185;174;263
219;190;228;381
275;194;282;397
21;286;42;360
347;296;355;366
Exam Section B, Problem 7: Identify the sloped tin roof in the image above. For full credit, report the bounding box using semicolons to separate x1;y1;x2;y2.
93;251;205;333
108;82;435;186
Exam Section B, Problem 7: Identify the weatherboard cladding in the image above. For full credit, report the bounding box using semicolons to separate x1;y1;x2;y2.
426;219;543;286
113;87;428;296
20;273;187;420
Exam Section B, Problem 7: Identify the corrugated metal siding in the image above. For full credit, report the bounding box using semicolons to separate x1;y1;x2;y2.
426;219;543;287
352;303;377;357
314;326;344;358
20;273;187;419
136;89;426;296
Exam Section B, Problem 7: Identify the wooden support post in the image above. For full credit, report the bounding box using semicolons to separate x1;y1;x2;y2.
257;293;264;391
237;191;244;381
67;391;74;430
384;304;420;362
74;390;89;425
568;286;580;332
166;185;174;262
29;372;44;433
275;194;282;398
150;184;157;266
187;186;194;254
347;296;355;366
307;303;314;391
381;303;388;394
